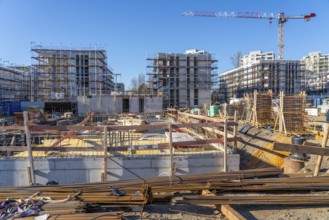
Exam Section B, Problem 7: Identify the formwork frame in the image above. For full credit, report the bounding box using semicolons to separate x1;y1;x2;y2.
0;112;240;184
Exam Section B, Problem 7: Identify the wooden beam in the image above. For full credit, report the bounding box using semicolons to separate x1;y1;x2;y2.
30;122;228;133
24;111;35;185
315;123;329;176
273;142;329;156
103;126;108;182
221;205;247;220
224;118;228;172
173;122;225;129
0;146;130;152
30;125;96;131
169;123;174;177
158;138;239;148
0;126;25;131
177;112;238;126
50;112;95;147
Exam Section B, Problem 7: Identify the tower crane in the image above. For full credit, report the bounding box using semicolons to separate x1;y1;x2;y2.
182;11;316;60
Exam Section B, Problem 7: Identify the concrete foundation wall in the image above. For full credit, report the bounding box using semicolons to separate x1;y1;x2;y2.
130;97;139;113
0;153;239;186
77;95;162;115
144;96;163;113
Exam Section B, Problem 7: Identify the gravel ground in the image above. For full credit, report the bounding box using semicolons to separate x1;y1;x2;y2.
232;205;329;220
117;204;224;220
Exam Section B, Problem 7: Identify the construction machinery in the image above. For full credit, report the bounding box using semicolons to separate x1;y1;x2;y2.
182;11;316;60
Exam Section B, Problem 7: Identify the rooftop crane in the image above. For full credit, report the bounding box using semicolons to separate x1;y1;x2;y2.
182;11;316;60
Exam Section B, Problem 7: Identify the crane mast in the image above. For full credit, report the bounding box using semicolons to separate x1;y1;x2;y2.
182;11;316;60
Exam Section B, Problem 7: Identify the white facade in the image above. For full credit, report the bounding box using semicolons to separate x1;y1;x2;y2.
302;52;329;72
302;52;329;96
240;51;275;67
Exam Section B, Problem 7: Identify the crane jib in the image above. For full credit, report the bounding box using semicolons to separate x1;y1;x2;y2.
182;11;316;60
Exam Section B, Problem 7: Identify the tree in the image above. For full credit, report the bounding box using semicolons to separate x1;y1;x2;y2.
138;73;145;87
130;77;138;92
230;51;243;68
129;73;146;93
137;73;146;93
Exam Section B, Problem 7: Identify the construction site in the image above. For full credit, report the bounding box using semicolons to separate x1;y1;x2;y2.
1;86;329;219
1;3;329;220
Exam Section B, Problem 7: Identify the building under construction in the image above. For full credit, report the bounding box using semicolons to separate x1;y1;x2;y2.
147;49;217;109
219;60;303;102
0;66;30;102
31;45;114;112
302;51;329;97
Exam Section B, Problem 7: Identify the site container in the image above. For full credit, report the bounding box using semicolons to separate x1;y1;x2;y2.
209;105;219;117
0;102;21;116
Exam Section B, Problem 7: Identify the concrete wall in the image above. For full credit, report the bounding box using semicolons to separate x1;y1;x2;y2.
77;95;162;115
0;153;239;186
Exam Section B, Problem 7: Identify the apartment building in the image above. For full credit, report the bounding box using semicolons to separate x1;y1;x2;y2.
240;51;275;66
147;49;217;108
31;45;114;102
302;52;329;96
219;60;303;102
0;66;30;102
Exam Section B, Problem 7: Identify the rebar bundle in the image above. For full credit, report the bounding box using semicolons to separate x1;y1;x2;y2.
283;94;306;133
256;93;273;125
4;168;329;217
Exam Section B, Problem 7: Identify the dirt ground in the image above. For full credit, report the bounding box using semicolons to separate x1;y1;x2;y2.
114;204;224;220
233;205;329;220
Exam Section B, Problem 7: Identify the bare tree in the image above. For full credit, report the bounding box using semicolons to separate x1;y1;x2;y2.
138;73;145;86
138;73;146;93
230;51;243;68
130;77;138;92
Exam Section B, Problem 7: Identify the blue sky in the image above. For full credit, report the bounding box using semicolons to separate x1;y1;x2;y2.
0;0;328;86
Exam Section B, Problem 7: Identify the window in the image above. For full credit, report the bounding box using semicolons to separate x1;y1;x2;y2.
76;58;79;66
194;89;198;98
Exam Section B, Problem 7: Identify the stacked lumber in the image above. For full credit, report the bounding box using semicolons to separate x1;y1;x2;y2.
15;212;123;220
208;176;329;191
7;168;329;217
0;168;281;218
179;194;329;205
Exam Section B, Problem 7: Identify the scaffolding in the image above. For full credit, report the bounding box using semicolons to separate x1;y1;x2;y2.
147;51;217;108
219;60;303;103
31;44;114;102
0;66;30;102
